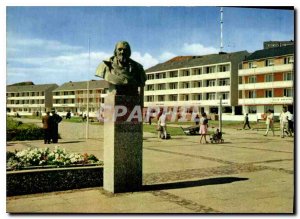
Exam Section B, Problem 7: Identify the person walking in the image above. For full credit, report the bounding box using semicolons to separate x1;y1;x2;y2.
287;110;294;137
199;112;209;144
49;110;62;143
194;114;200;126
279;107;289;138
264;110;275;136
243;113;251;130
157;111;167;139
42;111;51;144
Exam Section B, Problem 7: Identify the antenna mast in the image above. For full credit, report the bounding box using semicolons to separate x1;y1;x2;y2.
220;7;224;53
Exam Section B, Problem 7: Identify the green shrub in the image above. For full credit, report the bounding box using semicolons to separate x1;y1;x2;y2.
7;118;44;141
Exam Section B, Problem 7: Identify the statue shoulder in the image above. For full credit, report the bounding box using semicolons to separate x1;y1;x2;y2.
95;58;113;78
130;59;145;72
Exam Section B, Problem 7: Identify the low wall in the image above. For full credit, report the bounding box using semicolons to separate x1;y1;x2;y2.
7;166;103;196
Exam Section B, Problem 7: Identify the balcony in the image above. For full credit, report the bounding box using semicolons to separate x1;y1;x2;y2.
53;103;76;107
53;95;76;99
239;81;293;90
239;64;293;76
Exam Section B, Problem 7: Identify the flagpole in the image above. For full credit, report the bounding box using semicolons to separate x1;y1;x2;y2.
86;36;90;140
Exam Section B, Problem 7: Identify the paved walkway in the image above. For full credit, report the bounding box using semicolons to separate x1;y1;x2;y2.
6;118;294;213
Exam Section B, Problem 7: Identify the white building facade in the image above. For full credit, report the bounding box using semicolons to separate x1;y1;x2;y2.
52;80;109;117
144;51;249;120
6;83;58;116
238;45;294;120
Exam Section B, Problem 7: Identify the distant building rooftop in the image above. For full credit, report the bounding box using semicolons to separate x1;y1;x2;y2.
53;80;109;92
245;45;294;61
7;83;58;93
146;51;250;73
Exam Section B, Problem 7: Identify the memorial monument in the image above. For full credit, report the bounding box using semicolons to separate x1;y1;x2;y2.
95;41;146;193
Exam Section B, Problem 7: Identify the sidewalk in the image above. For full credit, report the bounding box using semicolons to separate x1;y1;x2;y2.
6;119;294;213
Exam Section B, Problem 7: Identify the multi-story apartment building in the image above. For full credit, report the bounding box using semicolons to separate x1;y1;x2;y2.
144;51;249;118
6;83;58;116
52;80;109;117
238;45;294;118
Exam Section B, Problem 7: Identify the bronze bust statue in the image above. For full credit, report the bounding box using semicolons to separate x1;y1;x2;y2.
95;41;147;96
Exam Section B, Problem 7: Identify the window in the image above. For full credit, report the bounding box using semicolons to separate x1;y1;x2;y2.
192;68;202;75
248;106;257;113
265;59;274;66
147;74;154;80
169;83;177;90
249;90;256;98
182;70;190;76
265;74;273;82
182;94;189;101
158;95;165;102
207;80;215;87
205;66;216;74
146;85;154;91
157;84;166;90
169;95;177;101
192;81;202;88
248;76;256;83
169;71;178;78
218;64;230;72
248;62;256;68
182;82;190;88
218;78;230;86
284;56;294;64
193;94;202;100
265;89;273;98
220;92;229;99
283;72;293;81
207;93;216;100
283;88;293;97
146;96;154;102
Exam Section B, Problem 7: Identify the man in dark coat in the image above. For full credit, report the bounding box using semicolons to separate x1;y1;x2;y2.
49;110;62;143
42;111;51;144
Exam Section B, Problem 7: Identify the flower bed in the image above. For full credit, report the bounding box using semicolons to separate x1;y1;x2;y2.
7;146;103;170
6;146;104;196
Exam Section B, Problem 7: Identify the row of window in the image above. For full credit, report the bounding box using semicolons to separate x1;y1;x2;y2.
53;90;102;96
8;100;45;104
247;105;279;114
240;88;293;99
145;92;229;102
146;79;230;91
239;72;293;84
147;65;230;80
248;56;294;69
7;92;45;97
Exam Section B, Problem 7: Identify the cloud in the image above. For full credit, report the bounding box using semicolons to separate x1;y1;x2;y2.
182;43;219;55
131;52;159;69
159;52;177;62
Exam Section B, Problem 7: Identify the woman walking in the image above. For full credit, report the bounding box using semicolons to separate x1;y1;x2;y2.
199;112;209;144
264;109;275;136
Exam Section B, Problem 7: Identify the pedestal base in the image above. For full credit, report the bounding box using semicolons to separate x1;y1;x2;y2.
103;94;143;193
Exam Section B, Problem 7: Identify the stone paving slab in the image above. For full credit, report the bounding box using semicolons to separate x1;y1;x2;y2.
6;118;294;213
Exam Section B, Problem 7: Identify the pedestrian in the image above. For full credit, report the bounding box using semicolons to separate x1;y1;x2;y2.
264;110;275;136
66;111;71;119
42;111;51;144
286;110;294;137
243;113;251;130
49;110;62;143
199;112;209;144
82;114;87;122
194;114;200;126
279;107;289;138
157;111;167;139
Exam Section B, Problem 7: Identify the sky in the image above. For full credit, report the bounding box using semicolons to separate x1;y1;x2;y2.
6;6;294;85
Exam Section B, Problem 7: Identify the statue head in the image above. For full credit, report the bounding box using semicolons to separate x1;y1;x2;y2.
114;41;131;64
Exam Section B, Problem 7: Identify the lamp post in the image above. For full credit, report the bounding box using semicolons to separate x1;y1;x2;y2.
219;94;222;132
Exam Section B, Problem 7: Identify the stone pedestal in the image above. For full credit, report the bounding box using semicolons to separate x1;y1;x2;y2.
103;93;143;193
